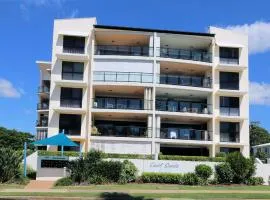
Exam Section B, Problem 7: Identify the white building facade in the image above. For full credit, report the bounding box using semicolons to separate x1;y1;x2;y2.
36;18;249;158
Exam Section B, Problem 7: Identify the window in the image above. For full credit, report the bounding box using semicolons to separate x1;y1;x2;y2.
220;97;240;116
60;88;82;108
59;114;81;135
220;72;239;90
220;147;240;154
220;47;239;64
62;61;84;80
63;36;85;53
220;122;240;142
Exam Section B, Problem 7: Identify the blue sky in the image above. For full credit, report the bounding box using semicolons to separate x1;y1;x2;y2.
0;0;270;134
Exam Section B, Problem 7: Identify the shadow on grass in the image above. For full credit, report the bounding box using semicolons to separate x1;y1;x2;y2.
100;192;153;200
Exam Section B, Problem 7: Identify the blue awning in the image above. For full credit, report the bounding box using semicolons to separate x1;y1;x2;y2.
32;133;79;147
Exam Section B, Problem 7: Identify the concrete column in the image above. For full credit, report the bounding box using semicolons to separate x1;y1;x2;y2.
156;115;161;138
147;115;153;138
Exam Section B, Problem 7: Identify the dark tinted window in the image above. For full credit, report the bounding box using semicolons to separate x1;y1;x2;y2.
63;36;85;49
220;72;239;90
220;122;239;133
62;61;84;80
220;47;239;59
220;97;239;108
60;88;82;100
59;114;81;135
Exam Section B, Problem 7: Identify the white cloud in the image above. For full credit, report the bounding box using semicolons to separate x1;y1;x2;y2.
224;21;270;54
250;82;270;105
69;9;79;18
0;78;21;98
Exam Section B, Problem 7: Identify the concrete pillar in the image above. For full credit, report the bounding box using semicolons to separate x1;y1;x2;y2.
147;115;153;138
156;115;161;138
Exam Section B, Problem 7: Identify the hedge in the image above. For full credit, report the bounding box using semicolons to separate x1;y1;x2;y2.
38;151;153;159
158;154;225;162
141;172;183;184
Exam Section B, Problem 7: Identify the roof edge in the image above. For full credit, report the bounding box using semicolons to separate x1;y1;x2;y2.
94;25;215;37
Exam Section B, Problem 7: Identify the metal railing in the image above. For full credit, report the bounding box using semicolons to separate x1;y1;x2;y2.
59;128;81;136
93;71;154;83
157;128;211;141
95;45;153;57
63;47;85;54
36;128;48;140
36;118;48;127
156;100;212;114
62;72;83;81
37;103;49;110
91;126;152;138
220;58;239;65
60;99;82;108
220;133;240;143
92;97;152;110
157;47;212;63
38;86;50;94
220;107;240;116
157;74;212;88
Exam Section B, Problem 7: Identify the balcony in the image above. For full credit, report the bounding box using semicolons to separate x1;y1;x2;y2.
93;71;153;83
36;118;48;127
95;45;153;57
157;74;211;88
37;103;49;110
220;58;239;65
36;129;48;140
60;99;82;108
59;128;81;136
220;133;240;143
38;86;50;94
156;100;211;114
158;128;211;141
63;47;85;54
93;97;152;110
92;125;151;138
220;107;240;116
157;47;212;63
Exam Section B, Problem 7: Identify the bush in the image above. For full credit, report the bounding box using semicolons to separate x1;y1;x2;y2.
195;164;213;181
0;148;22;183
226;152;256;184
88;175;108;185
55;177;73;186
158;154;225;162
119;160;138;184
96;160;123;183
68;157;87;183
215;163;233;184
141;172;182;184
182;173;200;185
216;152;226;157
246;177;264;185
104;153;153;160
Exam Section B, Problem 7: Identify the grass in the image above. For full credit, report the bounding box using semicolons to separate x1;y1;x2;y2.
1;192;270;199
0;184;25;189
55;183;270;191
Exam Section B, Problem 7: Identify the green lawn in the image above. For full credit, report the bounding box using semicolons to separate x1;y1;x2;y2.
0;184;25;189
55;183;270;191
1;192;270;199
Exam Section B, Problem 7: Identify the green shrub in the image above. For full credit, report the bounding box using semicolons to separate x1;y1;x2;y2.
195;164;213;181
68;157;87;183
246;177;264;185
0;148;22;183
158;154;225;162
215;163;233;184
141;172;182;184
38;150;81;157
182;173;200;185
96;160;123;183
226;152;256;184
55;177;73;186
216;152;226;157
104;153;153;160
88;175;108;185
119;160;138;184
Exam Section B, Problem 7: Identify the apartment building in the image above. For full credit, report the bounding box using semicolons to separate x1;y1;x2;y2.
36;17;249;157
